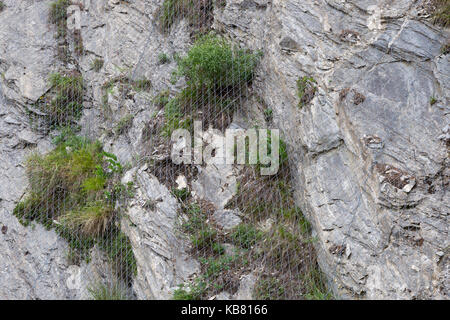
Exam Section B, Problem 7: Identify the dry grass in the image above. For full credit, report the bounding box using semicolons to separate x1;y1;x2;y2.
431;0;450;27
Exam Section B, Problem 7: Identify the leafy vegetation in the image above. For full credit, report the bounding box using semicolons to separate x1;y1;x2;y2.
0;1;5;12
158;53;171;64
153;90;170;108
43;72;84;128
430;96;438;106
178;33;261;91
133;78;152;92
14;132;136;283
231;224;263;249
173;279;207;300
160;33;261;137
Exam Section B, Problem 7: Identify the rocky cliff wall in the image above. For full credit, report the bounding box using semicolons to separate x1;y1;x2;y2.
0;0;448;299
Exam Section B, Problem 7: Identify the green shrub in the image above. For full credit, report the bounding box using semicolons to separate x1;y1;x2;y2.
161;98;193;137
191;228;217;249
181;204;208;233
200;254;240;279
46;73;84;127
178;33;261;91
14;133;137;283
0;1;5;12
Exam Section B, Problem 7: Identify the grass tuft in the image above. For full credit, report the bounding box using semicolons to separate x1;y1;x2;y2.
14;132;136;283
45;72;84;128
92;59;104;72
432;0;450;27
88;283;130;300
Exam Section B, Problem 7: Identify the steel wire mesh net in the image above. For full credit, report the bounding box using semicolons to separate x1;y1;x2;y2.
14;0;333;300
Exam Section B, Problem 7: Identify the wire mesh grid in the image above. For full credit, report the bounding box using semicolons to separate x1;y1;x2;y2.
14;0;333;300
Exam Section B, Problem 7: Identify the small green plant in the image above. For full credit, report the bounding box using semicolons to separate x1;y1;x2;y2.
174;253;244;300
88;283;129;300
58;201;113;236
231;224;263;249
46;72;84;127
158;53;171;64
302;268;333;300
0;1;5;12
297;76;317;108
191;229;218;249
200;254;241;279
153;90;170;108
173;280;207;300
159;0;193;32
254;277;285;300
91;58;104;72
161;98;193;137
264;108;273;123
114;114;134;135
181;203;208;234
133;78;152;92
430;97;438;105
172;187;190;201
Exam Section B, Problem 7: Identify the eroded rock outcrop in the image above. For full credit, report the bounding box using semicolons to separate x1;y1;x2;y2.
214;0;449;299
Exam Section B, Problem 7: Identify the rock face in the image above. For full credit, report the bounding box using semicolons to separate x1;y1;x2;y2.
121;166;199;299
214;0;449;299
0;0;74;300
0;0;448;300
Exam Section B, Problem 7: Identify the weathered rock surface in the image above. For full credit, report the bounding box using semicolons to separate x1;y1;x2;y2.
0;0;448;300
0;1;74;300
214;0;449;299
121;165;200;299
